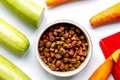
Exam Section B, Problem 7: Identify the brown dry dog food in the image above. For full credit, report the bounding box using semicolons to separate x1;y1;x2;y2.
38;23;89;71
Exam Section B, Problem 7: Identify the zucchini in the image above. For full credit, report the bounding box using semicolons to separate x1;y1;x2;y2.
0;18;29;54
0;55;31;80
0;0;45;28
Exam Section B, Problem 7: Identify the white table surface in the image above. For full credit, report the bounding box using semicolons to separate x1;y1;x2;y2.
0;0;120;80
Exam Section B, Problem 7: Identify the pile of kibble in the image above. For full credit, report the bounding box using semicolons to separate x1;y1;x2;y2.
38;23;88;71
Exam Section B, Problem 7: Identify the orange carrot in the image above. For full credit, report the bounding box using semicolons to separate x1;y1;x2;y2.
46;0;69;7
90;2;120;27
89;49;120;80
111;49;120;63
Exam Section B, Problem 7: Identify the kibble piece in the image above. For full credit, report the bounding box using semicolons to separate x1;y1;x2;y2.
54;49;58;53
70;67;75;71
64;53;69;58
45;53;50;57
48;32;53;36
65;64;69;71
69;30;75;35
69;49;74;56
82;51;88;57
63;58;69;63
63;43;67;48
80;35;85;40
51;42;56;48
56;60;62;67
61;37;65;41
75;28;81;33
57;45;61;49
77;61;81;65
43;39;48;44
53;31;57;36
68;34;72;38
77;41;82;46
59;41;64;45
50;47;55;52
84;42;89;47
52;59;56;64
66;44;72;49
74;63;80;68
70;27;75;30
43;34;48;39
48;63;52;67
59;31;64;37
71;36;75;40
39;46;44;52
46;42;52;48
40;52;44;56
39;40;44;47
51;53;55;58
60;63;65;70
44;48;49;53
66;38;72;44
72;41;77;47
82;43;87;50
81;56;85;62
56;68;59;71
64;32;69;38
49;64;56;71
78;47;83;56
68;58;71;63
73;33;77;37
49;36;55;41
56;41;60;45
76;56;81;61
55;54;62;59
75;37;79;41
41;56;45;59
71;36;79;41
71;58;77;64
59;48;66;55
69;63;73;68
60;26;64;31
47;57;52;63
42;57;47;64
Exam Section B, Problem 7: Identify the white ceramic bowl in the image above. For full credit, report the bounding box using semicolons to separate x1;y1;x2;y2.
36;20;92;77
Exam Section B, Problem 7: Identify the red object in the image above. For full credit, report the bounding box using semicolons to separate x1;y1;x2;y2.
99;32;120;80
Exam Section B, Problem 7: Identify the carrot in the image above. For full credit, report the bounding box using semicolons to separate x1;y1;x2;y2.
90;2;120;27
46;0;69;7
89;49;120;80
111;49;120;63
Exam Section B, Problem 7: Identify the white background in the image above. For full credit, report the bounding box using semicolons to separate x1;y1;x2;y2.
0;0;120;80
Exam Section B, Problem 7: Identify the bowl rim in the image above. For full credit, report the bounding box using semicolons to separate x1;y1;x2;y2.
36;20;92;77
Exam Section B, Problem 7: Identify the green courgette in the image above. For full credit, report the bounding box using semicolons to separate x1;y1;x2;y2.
0;0;45;28
0;55;31;80
0;18;29;54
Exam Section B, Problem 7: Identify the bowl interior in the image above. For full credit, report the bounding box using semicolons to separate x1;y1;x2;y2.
36;20;92;77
